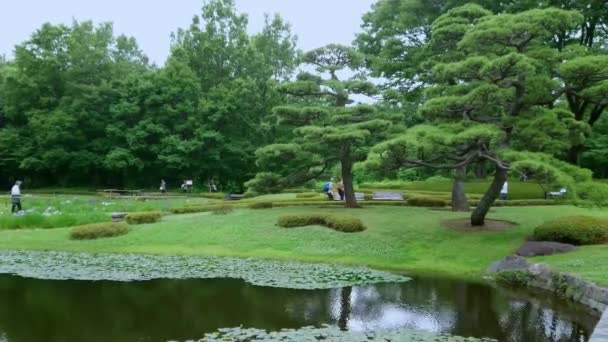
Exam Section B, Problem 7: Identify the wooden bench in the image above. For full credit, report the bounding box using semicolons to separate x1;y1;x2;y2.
372;191;404;201
545;188;567;199
225;194;245;201
331;192;366;201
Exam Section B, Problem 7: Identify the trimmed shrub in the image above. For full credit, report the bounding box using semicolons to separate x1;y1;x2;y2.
576;182;608;207
248;202;273;209
277;214;366;233
406;197;447;207
533;216;608;245
125;211;162;225
70;222;129;240
296;192;321;199
324;215;366;232
495;270;531;288
277;214;327;228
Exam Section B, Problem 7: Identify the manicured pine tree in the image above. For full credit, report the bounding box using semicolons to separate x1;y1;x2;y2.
247;44;397;207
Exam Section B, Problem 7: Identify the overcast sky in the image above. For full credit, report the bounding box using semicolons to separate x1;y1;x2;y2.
0;0;377;65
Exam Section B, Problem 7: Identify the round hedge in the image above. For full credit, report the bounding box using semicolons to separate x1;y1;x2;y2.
533;216;608;245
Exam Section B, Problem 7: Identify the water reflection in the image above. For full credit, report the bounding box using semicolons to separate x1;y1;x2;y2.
0;275;597;342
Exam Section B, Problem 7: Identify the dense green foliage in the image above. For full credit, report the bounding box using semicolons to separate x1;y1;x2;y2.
357;0;608;165
70;222;129;240
575;182;608;207
1;0;607;215
533;216;608;245
0;0;298;191
125;211;162;225
277;214;366;232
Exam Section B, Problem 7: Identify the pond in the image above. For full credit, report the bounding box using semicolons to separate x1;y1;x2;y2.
0;274;598;342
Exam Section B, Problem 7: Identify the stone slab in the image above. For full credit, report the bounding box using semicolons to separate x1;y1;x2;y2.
486;255;529;274
372;191;404;201
516;241;576;257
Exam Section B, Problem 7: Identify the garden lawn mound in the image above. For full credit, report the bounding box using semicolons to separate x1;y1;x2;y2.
516;241;576;257
442;218;516;232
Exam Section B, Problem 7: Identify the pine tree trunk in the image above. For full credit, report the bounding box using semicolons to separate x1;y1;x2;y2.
567;144;583;166
452;166;470;212
341;155;358;208
338;287;352;330
470;166;508;226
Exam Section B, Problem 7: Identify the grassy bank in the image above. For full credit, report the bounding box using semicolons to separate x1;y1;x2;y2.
0;205;607;285
0;195;210;229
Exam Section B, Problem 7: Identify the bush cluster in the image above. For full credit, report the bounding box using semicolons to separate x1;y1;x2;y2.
70;222;129;240
125;211;162;225
495;270;531;288
533;215;608;245
277;214;366;232
248;202;273;209
575;182;608;207
406;197;447;207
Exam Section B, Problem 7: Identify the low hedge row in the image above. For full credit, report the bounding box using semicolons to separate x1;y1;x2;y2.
171;197;563;214
277;214;366;232
70;222;129;240
171;204;235;214
533;215;608;245
295;192;321;199
125;211;162;225
248;202;273;209
406;197;448;207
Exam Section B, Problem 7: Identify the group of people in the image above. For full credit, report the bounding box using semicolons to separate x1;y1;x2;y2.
323;178;345;200
159;179;218;193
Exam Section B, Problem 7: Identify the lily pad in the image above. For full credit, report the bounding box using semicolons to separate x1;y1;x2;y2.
0;250;409;289
181;325;498;341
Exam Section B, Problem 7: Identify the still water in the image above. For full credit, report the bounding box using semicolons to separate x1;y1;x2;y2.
0;275;598;342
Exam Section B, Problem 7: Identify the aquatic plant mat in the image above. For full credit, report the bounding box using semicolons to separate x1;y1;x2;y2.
0;250;409;289
185;325;497;341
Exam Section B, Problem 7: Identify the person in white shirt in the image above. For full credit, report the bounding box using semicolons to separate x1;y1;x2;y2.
11;180;22;213
500;181;508;200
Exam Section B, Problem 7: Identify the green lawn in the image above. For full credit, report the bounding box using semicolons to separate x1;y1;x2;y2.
1;204;607;285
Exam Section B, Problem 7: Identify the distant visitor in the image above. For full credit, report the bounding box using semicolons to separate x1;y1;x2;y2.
11;180;23;214
500;181;508;200
160;179;166;193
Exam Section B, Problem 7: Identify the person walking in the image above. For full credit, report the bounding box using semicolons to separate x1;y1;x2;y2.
323;178;334;200
500;181;508;200
11;180;22;214
160;179;166;194
337;179;345;201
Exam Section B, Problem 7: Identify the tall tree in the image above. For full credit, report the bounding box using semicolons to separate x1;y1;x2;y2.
369;5;594;225
247;44;395;207
0;21;148;186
